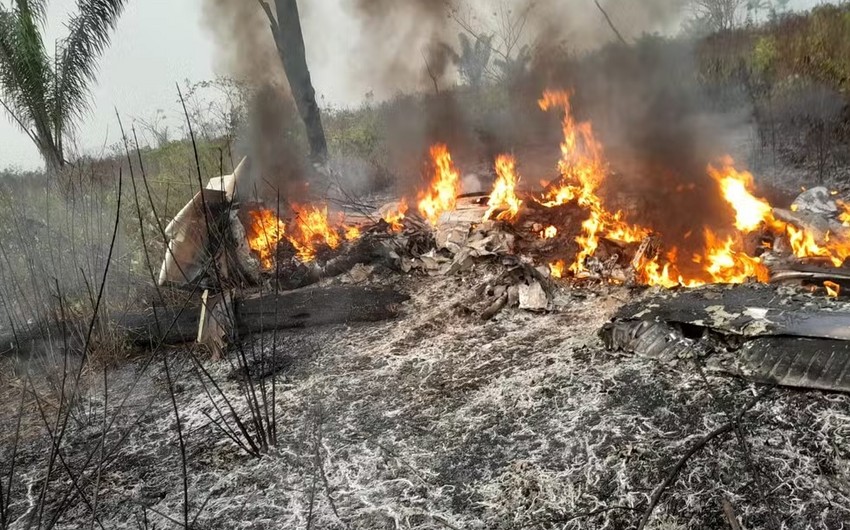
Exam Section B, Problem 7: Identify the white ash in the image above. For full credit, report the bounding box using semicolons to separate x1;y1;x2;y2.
2;271;849;529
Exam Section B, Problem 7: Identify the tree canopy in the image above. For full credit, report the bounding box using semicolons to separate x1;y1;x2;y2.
0;0;128;172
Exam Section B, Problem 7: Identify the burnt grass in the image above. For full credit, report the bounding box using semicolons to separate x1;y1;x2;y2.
2;269;850;529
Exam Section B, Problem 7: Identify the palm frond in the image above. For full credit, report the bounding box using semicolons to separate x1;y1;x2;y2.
54;0;127;135
14;0;49;26
0;2;54;148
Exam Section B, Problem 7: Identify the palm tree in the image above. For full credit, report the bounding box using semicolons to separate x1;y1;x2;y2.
456;32;493;88
0;0;127;173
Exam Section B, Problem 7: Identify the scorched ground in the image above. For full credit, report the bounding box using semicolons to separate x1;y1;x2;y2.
3;265;849;529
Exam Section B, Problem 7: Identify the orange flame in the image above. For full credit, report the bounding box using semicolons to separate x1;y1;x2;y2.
703;229;770;284
537;90;649;274
549;260;565;278
535;92;775;286
247;204;360;265
785;225;847;267
638;257;682;289
825;281;840;298
635;229;769;288
839;200;850;227
708;158;778;232
484;154;523;221
418;144;461;226
382;198;408;232
572;210;603;275
605;211;650;243
537;90;605;209
246;208;287;269
287;204;345;262
345;225;362;241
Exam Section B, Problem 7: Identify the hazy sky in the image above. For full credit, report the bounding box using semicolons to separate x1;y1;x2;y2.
0;0;829;170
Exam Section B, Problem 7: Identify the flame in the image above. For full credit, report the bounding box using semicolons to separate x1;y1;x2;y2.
636;229;768;288
537;90;605;209
710;157;850;267
534;92;774;286
839;200;850;227
542;226;558;239
418;144;461;226
605;211;650;243
383;198;408;232
785;225;847;267
703;230;770;284
549;260;565;278
825;281;840;298
243;90;846;291
287;204;346;262
638;257;682;289
246;205;361;267
246;208;287;269
709;158;777;232
708;159;850;266
632;159;769;286
484;154;523;221
537;90;650;274
345;225;362;241
572;210;603;274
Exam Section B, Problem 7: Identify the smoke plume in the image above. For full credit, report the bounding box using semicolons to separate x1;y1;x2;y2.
200;0;286;85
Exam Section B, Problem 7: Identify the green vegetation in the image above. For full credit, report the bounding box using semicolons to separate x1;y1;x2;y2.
698;3;850;91
0;0;128;173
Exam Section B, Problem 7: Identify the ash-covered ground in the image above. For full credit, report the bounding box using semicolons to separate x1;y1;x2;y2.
3;266;850;529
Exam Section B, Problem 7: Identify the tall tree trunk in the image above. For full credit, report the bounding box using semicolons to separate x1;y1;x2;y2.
262;0;329;165
38;139;63;175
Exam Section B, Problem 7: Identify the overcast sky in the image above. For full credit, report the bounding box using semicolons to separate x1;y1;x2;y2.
0;0;830;170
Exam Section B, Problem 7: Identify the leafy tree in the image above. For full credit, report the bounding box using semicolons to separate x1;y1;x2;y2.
0;0;128;173
746;0;791;23
690;0;745;32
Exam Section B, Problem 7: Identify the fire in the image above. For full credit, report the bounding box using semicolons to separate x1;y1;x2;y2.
418;144;461;226
345;225;362;241
702;230;770;284
515;92;775;286
383;198;408;232
605;211;650;243
635;232;768;288
839;200;850;227
240;88;849;292
246;204;361;266
786;225;847;267
484;154;523;221
825;281;841;298
638;257;682;289
631;158;778;287
709;159;777;232
537;90;605;209
288;204;344;262
549;260;565;278
572;210;603;275
709;158;850;267
246;208;287;269
537;90;650;274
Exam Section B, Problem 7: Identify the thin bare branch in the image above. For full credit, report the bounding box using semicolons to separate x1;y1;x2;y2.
593;0;627;46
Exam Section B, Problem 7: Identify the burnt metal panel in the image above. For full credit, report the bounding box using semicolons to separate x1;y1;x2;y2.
615;284;850;340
